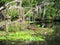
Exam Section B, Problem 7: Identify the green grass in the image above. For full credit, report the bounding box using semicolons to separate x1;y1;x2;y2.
7;31;44;41
0;31;44;41
0;28;54;42
0;21;54;41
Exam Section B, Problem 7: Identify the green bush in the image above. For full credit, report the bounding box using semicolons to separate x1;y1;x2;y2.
8;8;19;20
8;22;21;32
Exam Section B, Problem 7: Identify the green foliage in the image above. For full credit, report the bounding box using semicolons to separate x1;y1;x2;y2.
0;30;44;41
8;8;19;17
22;0;42;7
0;31;44;41
0;0;13;7
46;4;57;18
0;0;60;45
0;0;13;3
8;22;21;32
8;8;19;20
36;25;41;28
4;0;13;3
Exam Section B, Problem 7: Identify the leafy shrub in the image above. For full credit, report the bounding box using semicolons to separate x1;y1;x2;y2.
8;8;19;21
8;22;21;32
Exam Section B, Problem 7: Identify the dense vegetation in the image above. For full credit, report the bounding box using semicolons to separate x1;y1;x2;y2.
0;0;60;45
